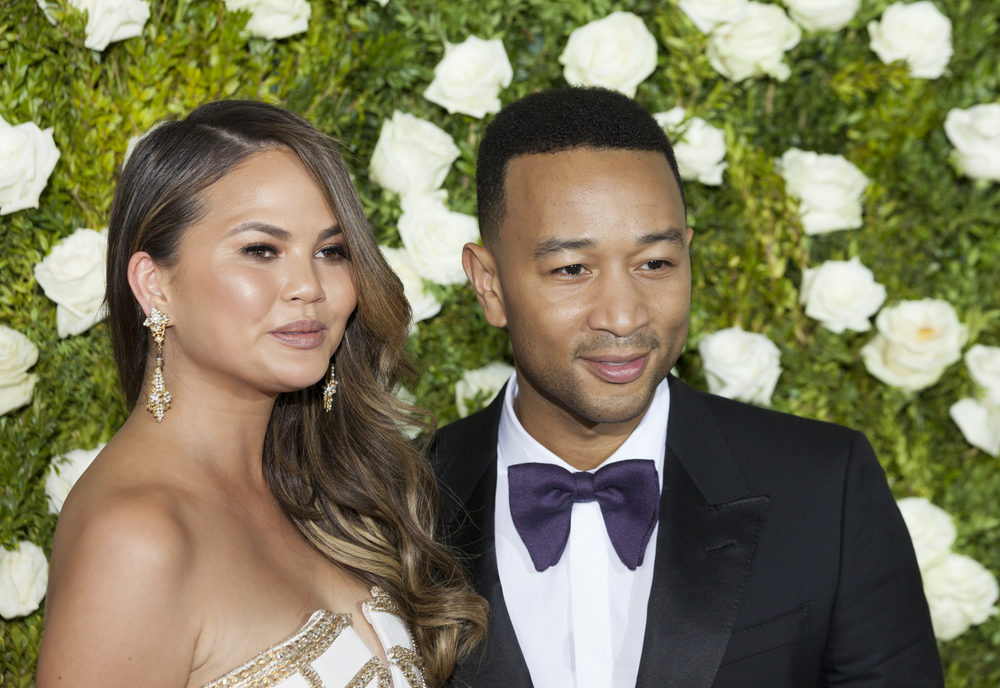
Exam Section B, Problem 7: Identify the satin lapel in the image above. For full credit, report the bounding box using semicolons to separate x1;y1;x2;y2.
635;378;770;688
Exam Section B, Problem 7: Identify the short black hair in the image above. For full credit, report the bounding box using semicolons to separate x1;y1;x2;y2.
476;86;686;247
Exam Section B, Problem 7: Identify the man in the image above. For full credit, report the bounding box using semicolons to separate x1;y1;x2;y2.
432;87;942;688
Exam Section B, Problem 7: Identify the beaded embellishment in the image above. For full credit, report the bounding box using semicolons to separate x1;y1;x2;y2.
387;647;427;688
362;586;402;616
202;611;350;688
199;587;427;688
345;657;391;688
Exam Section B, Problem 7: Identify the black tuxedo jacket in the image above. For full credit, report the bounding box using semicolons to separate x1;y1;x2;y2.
432;376;943;688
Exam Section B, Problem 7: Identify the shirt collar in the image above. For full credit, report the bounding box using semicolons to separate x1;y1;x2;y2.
497;371;670;485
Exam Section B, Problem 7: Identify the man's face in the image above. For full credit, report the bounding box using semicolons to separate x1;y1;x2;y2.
477;147;692;426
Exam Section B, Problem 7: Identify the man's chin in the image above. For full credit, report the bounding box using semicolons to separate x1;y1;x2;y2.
555;376;663;425
571;396;657;425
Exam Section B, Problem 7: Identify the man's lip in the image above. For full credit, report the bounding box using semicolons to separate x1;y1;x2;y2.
580;354;649;384
579;352;649;365
270;319;327;334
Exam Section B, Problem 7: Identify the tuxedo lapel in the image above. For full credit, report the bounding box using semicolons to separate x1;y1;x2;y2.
636;378;770;688
436;387;534;688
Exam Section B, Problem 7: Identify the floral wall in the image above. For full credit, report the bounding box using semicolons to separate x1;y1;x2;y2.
1;0;999;684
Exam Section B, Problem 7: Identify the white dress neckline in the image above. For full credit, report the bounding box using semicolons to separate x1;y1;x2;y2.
199;586;426;688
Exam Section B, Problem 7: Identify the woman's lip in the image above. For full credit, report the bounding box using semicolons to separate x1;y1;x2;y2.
581;355;648;384
269;329;327;349
271;319;326;334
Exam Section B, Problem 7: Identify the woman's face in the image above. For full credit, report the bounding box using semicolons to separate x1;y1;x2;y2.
160;147;357;399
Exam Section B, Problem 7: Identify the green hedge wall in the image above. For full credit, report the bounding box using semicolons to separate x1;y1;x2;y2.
1;0;998;685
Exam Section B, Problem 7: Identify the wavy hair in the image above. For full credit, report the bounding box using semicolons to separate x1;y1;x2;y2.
105;100;486;685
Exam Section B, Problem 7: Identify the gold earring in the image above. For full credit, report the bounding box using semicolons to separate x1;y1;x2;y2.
322;362;338;412
143;307;172;422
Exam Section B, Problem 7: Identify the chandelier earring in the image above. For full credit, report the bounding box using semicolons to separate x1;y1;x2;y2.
143;307;172;422
322;361;338;412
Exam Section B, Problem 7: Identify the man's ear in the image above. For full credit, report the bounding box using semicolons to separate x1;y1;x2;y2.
462;242;507;328
686;227;694;247
127;252;170;320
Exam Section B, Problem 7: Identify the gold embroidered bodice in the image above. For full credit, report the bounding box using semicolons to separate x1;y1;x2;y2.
200;587;426;688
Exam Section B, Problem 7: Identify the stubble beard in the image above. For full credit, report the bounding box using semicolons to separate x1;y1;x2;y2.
509;324;688;426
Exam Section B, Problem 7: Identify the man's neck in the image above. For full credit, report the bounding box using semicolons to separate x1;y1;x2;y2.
511;376;651;472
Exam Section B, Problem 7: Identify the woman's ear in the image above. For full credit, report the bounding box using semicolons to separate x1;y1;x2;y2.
462;242;507;329
127;252;168;318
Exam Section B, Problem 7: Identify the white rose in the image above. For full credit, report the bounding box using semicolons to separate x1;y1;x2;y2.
778;148;869;235
70;0;150;52
46;443;106;515
0;541;48;619
224;0;310;40
369;111;461;197
679;0;749;34
799;257;886;333
783;0;860;32
559;11;659;98
653;108;728;186
944;104;1000;183
455;362;514;418
33;228;108;338
0;117;60;215
397;192;479;286
923;553;999;641
698;326;782;406
380;246;442;329
37;0;57;24
949;398;1000;457
706;2;802;83
860;299;968;393
964;345;1000;406
424;36;513;119
868;1;952;79
896;497;956;573
0;326;39;417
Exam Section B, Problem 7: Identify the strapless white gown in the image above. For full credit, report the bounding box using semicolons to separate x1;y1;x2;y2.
200;587;425;688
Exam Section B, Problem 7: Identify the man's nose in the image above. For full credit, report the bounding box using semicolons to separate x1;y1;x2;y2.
586;269;649;337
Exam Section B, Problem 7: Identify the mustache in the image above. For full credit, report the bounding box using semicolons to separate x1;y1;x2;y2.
573;332;661;357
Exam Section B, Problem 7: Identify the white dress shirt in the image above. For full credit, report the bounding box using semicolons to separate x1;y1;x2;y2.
495;372;670;688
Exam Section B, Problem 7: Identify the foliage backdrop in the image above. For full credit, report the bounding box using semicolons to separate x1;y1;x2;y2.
1;0;998;685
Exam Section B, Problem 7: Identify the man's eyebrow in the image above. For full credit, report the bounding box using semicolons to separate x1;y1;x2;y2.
224;222;341;241
532;228;687;261
639;228;688;247
533;237;597;261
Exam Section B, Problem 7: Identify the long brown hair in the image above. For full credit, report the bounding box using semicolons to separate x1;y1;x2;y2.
105;100;486;685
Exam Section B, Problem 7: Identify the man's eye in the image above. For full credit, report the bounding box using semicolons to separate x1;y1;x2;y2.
243;244;276;259
645;260;668;270
558;264;586;276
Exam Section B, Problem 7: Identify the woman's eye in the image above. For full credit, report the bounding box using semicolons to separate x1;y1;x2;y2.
317;245;348;260
243;244;276;259
557;264;586;276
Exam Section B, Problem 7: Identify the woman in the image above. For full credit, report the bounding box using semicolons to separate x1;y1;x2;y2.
37;101;486;688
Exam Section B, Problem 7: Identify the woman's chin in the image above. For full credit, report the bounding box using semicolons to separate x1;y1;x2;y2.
252;369;330;398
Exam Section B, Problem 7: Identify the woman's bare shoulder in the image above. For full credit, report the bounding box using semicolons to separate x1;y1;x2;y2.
38;441;204;688
52;437;202;566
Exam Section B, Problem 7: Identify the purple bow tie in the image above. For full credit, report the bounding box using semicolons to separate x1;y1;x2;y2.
508;459;661;572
